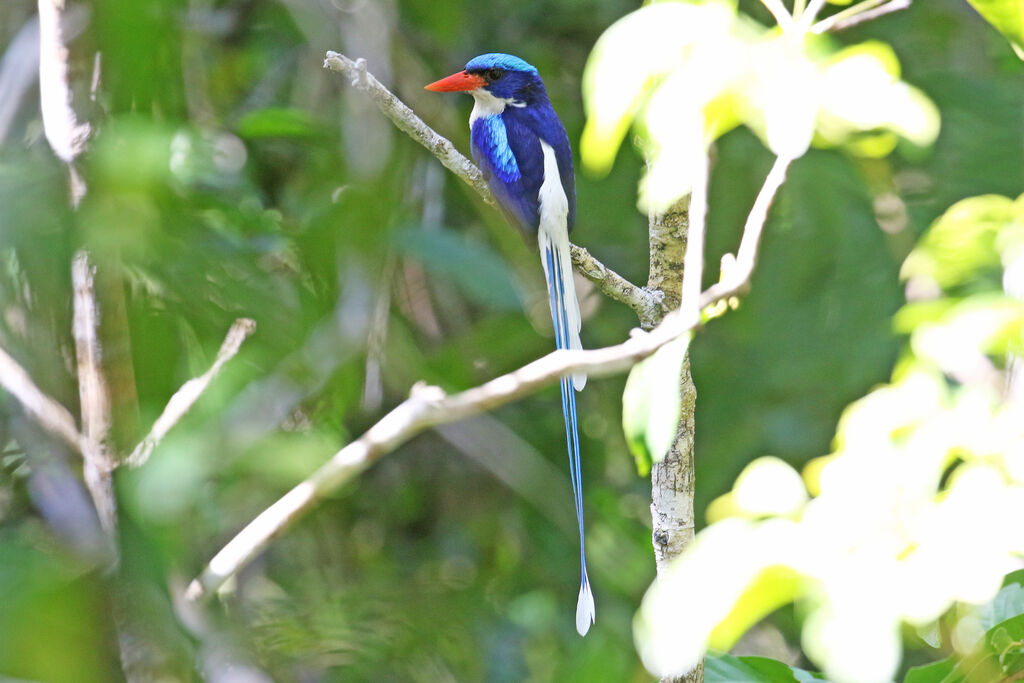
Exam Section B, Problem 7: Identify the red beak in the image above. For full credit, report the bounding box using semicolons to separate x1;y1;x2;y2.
424;70;486;92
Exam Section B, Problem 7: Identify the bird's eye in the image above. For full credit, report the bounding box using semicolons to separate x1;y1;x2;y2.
486;68;504;81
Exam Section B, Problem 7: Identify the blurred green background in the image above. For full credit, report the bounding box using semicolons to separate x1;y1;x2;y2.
0;0;1021;680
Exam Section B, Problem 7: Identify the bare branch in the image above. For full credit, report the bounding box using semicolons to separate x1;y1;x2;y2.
758;0;796;30
322;51;657;320
324;51;494;205
680;157;709;329
127;319;256;469
71;252;117;532
0;344;84;454
700;154;794;305
800;0;830;29
811;0;911;33
188;232;769;604
570;243;663;324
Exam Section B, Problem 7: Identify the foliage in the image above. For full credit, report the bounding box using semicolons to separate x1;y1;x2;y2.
581;0;939;211
634;195;1024;682
0;0;1021;680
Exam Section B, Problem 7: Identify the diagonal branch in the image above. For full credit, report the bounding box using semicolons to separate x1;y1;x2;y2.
322;50;659;321
184;151;792;603
127;318;256;468
0;343;85;454
811;0;911;33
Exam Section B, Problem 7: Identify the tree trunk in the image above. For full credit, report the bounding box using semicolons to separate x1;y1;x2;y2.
647;197;703;683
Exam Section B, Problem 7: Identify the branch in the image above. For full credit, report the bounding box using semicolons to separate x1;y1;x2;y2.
680;156;709;329
322;51;658;320
570;243;663;324
811;0;911;33
185;310;692;602
699;154;794;305
758;0;796;30
0;343;85;454
71;252;117;532
800;0;831;29
127;319;256;468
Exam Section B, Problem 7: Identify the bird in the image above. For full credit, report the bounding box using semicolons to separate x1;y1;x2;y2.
425;53;595;636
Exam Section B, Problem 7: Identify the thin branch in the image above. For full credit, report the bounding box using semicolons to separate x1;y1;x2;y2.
127;319;256;468
800;0;830;29
570;243;663;324
185;147;793;601
680;156;709;329
0;343;85;454
72;252;117;532
324;51;494;205
322;51;658;320
700;154;794;305
185;312;686;602
811;0;911;33
758;0;796;30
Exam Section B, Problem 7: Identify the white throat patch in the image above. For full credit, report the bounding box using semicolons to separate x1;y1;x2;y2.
469;89;526;127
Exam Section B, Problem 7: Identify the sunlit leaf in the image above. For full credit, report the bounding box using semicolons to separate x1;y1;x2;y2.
816;42;940;155
581;0;740;178
622;334;691;474
708;565;802;650
901;194;1022;292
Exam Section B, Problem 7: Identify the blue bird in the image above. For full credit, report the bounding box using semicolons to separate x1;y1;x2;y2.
426;53;595;636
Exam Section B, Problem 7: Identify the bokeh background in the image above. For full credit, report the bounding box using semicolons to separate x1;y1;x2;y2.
0;0;1021;680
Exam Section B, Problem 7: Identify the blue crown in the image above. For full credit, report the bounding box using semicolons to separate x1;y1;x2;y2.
465;53;537;74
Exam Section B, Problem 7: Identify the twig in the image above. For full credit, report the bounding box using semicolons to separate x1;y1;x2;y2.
0;343;85;454
72;252;117;531
38;0;88;206
324;51;494;206
700;154;794;304
322;51;658;321
811;0;911;33
127;319;256;468
758;0;796;30
570;243;663;324
680;156;709;329
185;310;687;602
800;0;830;29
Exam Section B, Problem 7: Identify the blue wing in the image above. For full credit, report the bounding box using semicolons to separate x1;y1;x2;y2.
470;108;576;234
471;114;543;232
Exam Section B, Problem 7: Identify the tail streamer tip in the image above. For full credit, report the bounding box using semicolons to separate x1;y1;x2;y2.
575;574;596;636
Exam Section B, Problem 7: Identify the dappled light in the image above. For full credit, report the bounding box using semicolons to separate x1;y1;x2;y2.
636;193;1024;683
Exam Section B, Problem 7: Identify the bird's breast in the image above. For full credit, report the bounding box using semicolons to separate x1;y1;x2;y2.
538;141;569;233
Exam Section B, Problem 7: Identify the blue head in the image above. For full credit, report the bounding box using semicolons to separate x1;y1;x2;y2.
425;53;548;106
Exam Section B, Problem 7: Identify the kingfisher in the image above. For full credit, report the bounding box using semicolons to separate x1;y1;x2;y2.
425;53;595;636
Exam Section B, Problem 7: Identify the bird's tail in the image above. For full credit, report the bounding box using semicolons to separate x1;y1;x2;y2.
538;226;595;637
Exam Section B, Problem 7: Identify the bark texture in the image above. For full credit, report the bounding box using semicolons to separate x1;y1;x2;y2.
647;196;703;683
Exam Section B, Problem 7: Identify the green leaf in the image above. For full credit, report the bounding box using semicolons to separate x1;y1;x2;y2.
963;0;1024;59
394;228;523;311
901;194;1019;292
904;658;955;683
236;107;321;139
706;654;826;683
621;335;691;475
980;581;1024;632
